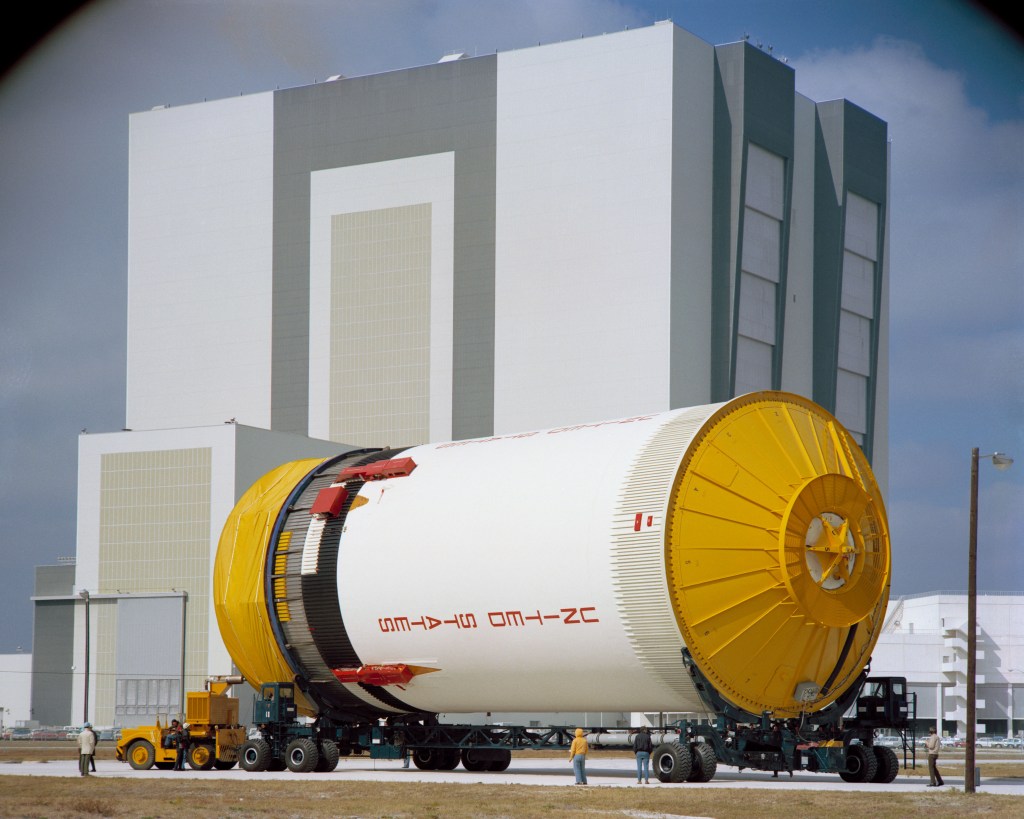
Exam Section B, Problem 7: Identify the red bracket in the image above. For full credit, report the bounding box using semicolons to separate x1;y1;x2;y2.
338;457;417;483
332;664;415;687
311;485;349;517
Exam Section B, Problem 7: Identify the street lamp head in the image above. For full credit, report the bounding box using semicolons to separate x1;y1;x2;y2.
990;452;1014;471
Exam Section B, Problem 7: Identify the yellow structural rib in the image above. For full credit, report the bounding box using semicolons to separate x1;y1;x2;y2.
213;458;327;715
665;392;890;718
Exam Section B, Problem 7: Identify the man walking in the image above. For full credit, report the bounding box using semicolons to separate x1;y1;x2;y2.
924;726;944;787
77;722;97;776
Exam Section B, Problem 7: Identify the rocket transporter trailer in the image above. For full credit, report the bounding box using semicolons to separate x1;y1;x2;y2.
215;392;911;783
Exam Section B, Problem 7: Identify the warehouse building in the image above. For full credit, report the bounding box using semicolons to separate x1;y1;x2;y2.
871;593;1024;738
42;21;895;728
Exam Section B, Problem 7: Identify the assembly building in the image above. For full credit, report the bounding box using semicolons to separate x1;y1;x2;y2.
31;22;899;731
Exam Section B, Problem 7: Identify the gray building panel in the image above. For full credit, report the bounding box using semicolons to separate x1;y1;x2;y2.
272;58;498;440
669;26;716;409
113;596;185;727
710;52;736;402
712;42;797;398
812;100;888;459
115;597;183;678
812;103;846;414
34;564;75;597
30;565;76;726
30;600;75;727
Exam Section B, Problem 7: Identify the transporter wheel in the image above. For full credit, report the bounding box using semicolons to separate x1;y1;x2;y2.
871;746;899;783
316;740;341;772
214;759;237;770
437;748;460;770
127;740;156;771
486;750;512;771
187;743;216;771
839;744;878;783
285;738;320;773
412;748;441;770
239;739;271;772
460;749;491;772
653;742;692;783
686;742;718;782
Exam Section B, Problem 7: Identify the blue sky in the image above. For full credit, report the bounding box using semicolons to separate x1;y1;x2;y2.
1;0;1021;653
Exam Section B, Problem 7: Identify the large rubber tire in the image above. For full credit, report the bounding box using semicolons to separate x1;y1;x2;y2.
687;742;718;782
839;744;878;783
437;748;460;771
486;750;512;771
871;745;899;783
316;740;341;772
413;748;441;770
213;759;237;770
127;740;155;771
653;742;692;783
239;739;271;772
285;738;320;773
187;743;215;771
460;749;491;772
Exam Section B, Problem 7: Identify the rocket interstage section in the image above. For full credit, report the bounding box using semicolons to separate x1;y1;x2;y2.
214;392;890;720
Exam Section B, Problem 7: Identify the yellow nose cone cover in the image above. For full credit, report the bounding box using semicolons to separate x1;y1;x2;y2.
666;393;890;717
214;457;327;714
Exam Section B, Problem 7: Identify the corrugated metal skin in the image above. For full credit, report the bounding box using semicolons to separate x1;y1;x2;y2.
611;403;723;703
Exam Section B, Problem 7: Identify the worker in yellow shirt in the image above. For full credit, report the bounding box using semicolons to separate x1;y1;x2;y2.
569;728;588;785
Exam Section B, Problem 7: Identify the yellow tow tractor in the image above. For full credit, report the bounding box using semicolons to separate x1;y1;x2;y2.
116;675;248;771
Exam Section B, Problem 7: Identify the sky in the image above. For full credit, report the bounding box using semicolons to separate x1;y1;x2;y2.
0;0;1021;654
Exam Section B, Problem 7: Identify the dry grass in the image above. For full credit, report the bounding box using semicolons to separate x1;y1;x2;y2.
3;743;1022;818
1;775;1023;818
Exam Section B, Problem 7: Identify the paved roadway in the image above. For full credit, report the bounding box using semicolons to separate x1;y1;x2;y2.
2;756;1022;795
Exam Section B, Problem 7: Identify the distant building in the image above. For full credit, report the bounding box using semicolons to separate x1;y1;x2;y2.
0;651;32;730
61;21;891;727
71;424;344;726
872;593;1024;737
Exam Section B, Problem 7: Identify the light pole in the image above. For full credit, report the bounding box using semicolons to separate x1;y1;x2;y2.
966;448;1013;794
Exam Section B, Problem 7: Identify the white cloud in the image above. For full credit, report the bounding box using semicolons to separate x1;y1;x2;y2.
794;38;1024;334
795;37;1023;595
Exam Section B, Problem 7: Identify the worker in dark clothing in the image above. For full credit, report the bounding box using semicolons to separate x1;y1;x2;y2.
632;726;653;783
174;722;191;770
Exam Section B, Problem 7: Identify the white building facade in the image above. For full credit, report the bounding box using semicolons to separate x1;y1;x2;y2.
125;22;890;461
53;22;895;729
872;593;1024;738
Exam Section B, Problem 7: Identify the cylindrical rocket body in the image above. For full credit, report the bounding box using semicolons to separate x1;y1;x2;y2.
214;392;891;721
340;408;700;713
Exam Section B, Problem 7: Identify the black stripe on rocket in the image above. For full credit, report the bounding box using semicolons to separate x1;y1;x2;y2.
299;450;418;715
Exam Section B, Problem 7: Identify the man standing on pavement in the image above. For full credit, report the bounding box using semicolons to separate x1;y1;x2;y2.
632;726;653;783
77;722;97;776
924;725;944;787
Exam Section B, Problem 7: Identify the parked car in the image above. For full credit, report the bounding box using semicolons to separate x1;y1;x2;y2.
30;728;66;741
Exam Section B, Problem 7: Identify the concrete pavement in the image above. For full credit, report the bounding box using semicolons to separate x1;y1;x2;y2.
2;756;1022;795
